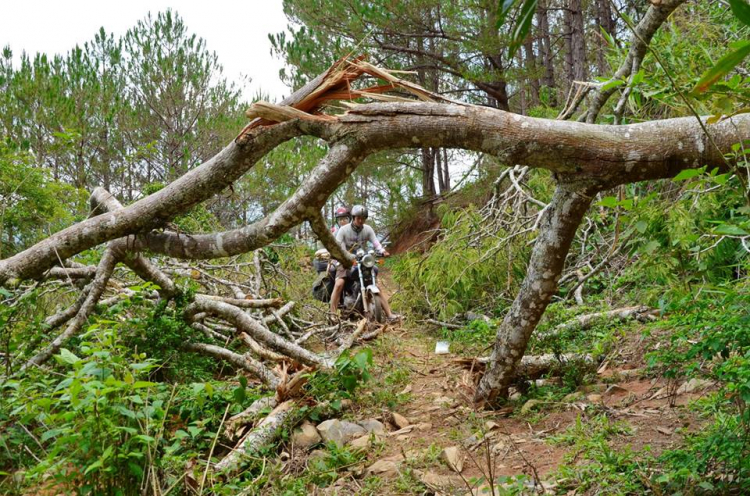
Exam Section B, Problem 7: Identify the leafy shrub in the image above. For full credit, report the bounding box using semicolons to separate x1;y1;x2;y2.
392;206;532;320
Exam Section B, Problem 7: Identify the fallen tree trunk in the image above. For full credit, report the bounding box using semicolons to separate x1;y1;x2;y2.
542;305;653;337
182;342;280;389
456;353;595;379
213;400;297;474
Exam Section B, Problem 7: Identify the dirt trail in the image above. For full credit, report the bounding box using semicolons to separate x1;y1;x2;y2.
320;306;712;494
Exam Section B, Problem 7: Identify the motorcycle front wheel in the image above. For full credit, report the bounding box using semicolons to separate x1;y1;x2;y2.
369;293;384;324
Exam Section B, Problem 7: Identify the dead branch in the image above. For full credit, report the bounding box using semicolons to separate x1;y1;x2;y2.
224;396;279;439
213;400;297;474
182;342;280;389
185;298;328;368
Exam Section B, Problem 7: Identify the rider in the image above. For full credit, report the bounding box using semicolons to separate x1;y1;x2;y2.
331;206;351;236
330;204;400;322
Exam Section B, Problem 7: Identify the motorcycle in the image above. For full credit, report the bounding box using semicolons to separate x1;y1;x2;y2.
312;248;385;323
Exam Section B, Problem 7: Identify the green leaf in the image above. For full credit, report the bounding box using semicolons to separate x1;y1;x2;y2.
131;381;156;389
508;0;538;60
496;0;517;28
635;220;648;234
233;385;246;404
601;79;625;92
690;41;750;95
57;348;81;365
730;0;750;26
714;223;749;236
673;167;705;181
597;196;618;208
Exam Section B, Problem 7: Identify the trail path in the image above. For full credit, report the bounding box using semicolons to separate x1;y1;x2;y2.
313;275;712;494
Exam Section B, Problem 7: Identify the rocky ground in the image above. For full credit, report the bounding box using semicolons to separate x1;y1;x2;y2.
276;317;713;495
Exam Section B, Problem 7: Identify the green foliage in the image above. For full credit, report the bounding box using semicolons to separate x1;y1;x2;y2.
0;140;85;257
306;349;373;403
0;320;171;494
392;205;532;320
551;415;643;495
643;283;750;491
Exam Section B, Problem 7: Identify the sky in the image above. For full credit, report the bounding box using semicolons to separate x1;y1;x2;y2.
0;0;291;102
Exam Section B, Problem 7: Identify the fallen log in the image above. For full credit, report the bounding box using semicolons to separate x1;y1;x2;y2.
213;400;297;474
455;353;595;379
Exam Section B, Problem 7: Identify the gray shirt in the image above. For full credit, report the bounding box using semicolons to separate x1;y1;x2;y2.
335;223;384;253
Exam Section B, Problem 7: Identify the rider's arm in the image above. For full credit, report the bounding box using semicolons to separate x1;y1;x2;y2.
364;226;385;254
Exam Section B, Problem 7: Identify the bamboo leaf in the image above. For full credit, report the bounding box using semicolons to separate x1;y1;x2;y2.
730;0;750;26
690;41;750;95
508;0;539;60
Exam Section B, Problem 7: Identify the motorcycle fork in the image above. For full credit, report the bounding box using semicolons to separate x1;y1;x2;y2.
358;266;369;315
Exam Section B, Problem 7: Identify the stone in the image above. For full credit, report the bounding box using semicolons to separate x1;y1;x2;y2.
415;470;463;490
676;378;711;394
390;425;415;436
562;391;583;403
366;459;400;477
391;412;410;429
358;419;387;435
292;422;322;450
317;419;366;447
433;396;454;407
604;384;629;396
509;391;522;401
586;394;602;403
520;399;543;415
349;434;373;449
441;446;464;473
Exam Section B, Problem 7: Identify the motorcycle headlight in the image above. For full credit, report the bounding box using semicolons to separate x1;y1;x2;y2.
362;254;376;268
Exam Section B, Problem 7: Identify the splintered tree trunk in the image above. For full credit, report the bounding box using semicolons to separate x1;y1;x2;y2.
474;182;595;405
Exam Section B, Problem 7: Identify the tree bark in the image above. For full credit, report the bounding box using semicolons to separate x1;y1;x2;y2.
570;0;588;83
595;0;616;75
536;0;556;105
524;38;541;108
474;182;595;405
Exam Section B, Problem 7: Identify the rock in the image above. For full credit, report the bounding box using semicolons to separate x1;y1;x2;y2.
492;440;508;454
676;378;711;394
358;419;387;435
415;422;432;431
656;426;673;436
441;446;464;473
604;384;629;396
520;399;543;415
390;425;415;436
586;394;602;403
485;421;500;431
415;470;464;490
399;384;413;395
433;396;454;407
317;419;366;447
509;391;522;401
391;412;410;429
466;311;491;323
307;449;328;469
349;434;373;449
292;422;322;450
562;391;583;403
366;459;400;477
